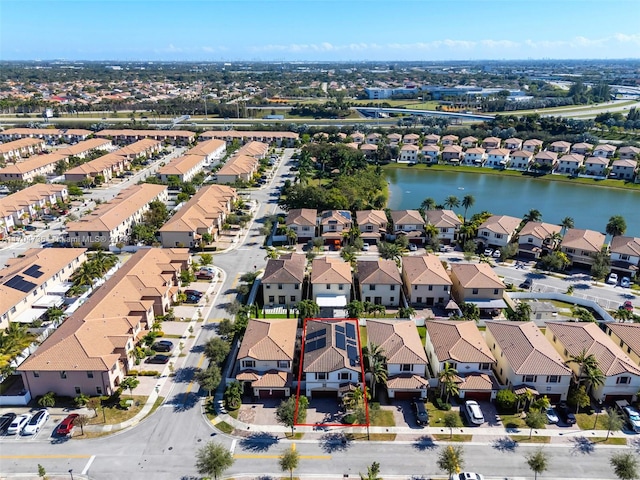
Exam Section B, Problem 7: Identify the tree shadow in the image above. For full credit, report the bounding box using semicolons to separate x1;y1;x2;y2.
172;365;199;383
492;436;518;452
50;435;72;445
570;436;595;455
239;432;280;452
319;432;351;453
413;435;437;451
169;391;201;412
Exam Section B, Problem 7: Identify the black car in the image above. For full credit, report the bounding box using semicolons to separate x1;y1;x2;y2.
519;278;532;289
146;354;170;364
184;289;203;298
184;294;201;304
557;401;577;425
152;340;174;352
24;225;37;231
0;412;17;433
412;400;429;426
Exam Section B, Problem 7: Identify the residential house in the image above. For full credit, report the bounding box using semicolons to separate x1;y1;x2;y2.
504;138;523;151
235;141;269;159
604;323;640;367
460;136;478;148
610;236;640;279
215;154;259;184
391;210;425;244
571;142;593;156
0;248;87;330
424;134;440;145
113;138;163;161
533;151;558;171
0;184;68;227
17;248;190;397
593;144;617;158
286;208;317;243
57;138;113;159
462;147;486;166
421;145;440;163
560;228;606;269
199;130;298;147
485;148;510;168
0;153;68;182
545;322;640;403
319;210;353;246
310;257;352;317
481;137;501;150
359;143;377;159
387;133;402;145
66;184;168;248
449;263;506;314
402;133;420;145
611;159;637;180
485;321;572;402
518;221;562;259
619;146;640;160
303;319;362;398
262;253;306;307
356;209;387;245
158;185;236;248
156;154;208;183
351;132;365;144
556;154;584;175
399;144;419;163
357;259;402;307
441;135;459;146
365;133;381;145
235;318;298;398
424;209;461;245
522;138;543;153
509;150;533;170
0;138;46;162
549;141;571;154
0;128;91;144
425;320;498;401
96;129;196;145
476;215;521;248
64;153;129;184
583;156;610;177
366;319;429;399
401;254;452;307
442;145;463;163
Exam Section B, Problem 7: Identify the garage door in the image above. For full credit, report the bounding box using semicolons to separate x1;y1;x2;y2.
463;391;492;401
604;394;633;405
258;389;286;399
392;391;419;400
311;389;338;399
547;394;562;403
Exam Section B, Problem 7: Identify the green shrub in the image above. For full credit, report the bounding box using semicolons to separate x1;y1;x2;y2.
342;413;356;424
127;370;139;376
138;370;160;376
435;397;452;411
496;389;517;412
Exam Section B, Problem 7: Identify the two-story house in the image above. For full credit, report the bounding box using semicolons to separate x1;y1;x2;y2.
545;322;640;403
450;263;506;315
441;135;459;146
401;254;451;307
509;150;533;171
610;236;640;279
425;320;498;401
605;323;640;367
387;133;402;145
583;156;609;177
485;148;511;168
571;142;593;156
533;151;558;171
504;138;523;151
518;221;562;259
424;134;440;145
424;209;461;245
391;210;425;245
476;215;521;249
421;145;440;164
441;145;463;163
522;139;543;153
356;210;388;245
481;137;501;150
366;133;381;145
560;228;606;269
460;136;478;148
311;257;352;317
357;259;402;307
485;321;572;402
320;210;352;246
619;146;640;160
549;141;571;154
462;147;486;166
285;208;318;243
366;319;429;399
611;159;637;180
557;154;584;175
403;133;420;145
235;318;298;398
262;253;306;307
593;144;617;158
399;144;419;163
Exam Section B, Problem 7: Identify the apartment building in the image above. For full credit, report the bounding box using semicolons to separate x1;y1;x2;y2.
95;129;195;145
199;130;298;147
0;153;68;182
156;154;209;183
0;184;68;229
0;138;46;162
64;153;129;184
57;138;113;159
0;128;92;143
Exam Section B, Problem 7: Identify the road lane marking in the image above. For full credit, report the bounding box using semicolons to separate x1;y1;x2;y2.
181;353;206;403
0;454;91;459
234;454;330;460
82;455;96;474
230;439;237;453
292;443;296;451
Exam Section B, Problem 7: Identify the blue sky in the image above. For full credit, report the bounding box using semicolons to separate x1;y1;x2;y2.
1;0;639;61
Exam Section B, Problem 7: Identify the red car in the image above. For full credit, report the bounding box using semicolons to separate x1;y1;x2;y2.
622;301;634;312
55;414;79;436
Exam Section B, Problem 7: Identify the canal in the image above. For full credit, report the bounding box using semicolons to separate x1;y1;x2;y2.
386;168;640;236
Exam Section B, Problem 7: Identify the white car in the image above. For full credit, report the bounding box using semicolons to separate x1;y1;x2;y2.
607;272;618;285
492;249;502;258
22;409;49;435
620;277;631;288
483;248;493;256
451;473;485;480
463;400;485;426
622;405;640;433
408;243;417;252
361;243;370;251
6;413;31;435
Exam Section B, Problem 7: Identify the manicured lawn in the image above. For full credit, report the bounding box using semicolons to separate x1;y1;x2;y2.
416;326;426;346
426;402;463;427
215;421;234;434
227;408;239;419
370;409;395;427
499;413;528;429
509;435;551;444
432;433;473;442
576;412;611;431
87;395;146;426
284;432;304;440
592;437;627;445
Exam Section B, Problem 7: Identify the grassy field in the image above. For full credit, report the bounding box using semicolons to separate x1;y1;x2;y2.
504;99;639;116
370;409;395;427
416;326;426;346
576;412;612;431
215;421;234;434
87;395;146;426
432;433;473;442
509;435;551;443
499;413;529;429
591;437;627;445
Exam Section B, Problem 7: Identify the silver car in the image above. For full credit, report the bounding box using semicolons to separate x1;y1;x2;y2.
464;400;485;426
622;406;640;433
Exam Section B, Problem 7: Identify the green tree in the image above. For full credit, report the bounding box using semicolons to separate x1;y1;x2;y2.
568;385;591;414
37;464;46;479
72;414;89;435
73;393;89;407
444;195;460;210
38;391;56;408
204;337;231;365
360;461;382;480
276;395;308;433
610;452;638;480
461;194;475;222
421;197;436;211
378;241;403;267
443;411;462;439
195;441;235;480
590;247;611;282
495;389;517;411
604;408;624;440
346;300;365;318
526;449;549;480
120;377;140;398
199;253;213;266
507;302;532;322
224;381;242;410
279;445;300;480
439;363;459;403
567;348;599;386
606;215;627;237
523;209;542;223
525;410;547;439
437;445;464;477
560;216;574;234
398;306;415;318
296;299;320;320
196;365;222;398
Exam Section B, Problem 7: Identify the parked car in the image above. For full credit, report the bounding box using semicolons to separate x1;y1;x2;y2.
152;340;174;352
41;214;57;221
0;413;17;433
24;225;37;231
196;268;214;280
451;474;485;480
55;414;79;436
184;294;201;304
408;243;417;252
146;354;170;364
519;278;532;289
621;301;634;312
22;409;49;435
607;272;619;285
620;277;631;288
557;401;576;425
463;400;485;426
483;248;493;256
544;406;559;424
361;243;370;251
492;249;502;258
7;414;31;435
412;400;429;426
616;401;640;433
184;289;203;298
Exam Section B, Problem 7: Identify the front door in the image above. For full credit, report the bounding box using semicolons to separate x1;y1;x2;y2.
278;295;285;304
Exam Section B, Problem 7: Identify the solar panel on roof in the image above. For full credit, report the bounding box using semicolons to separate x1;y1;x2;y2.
316;337;326;350
335;332;346;350
4;275;37;293
306;329;322;341
335;325;345;333
347;345;359;363
345;322;356;339
23;265;44;278
306;340;317;352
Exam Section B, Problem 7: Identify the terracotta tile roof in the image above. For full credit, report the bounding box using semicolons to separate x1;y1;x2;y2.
186;139;225;157
400;144;418;151
519;222;562;241
523;139;543;147
386;374;429;389
535;151;558;162
454;372;497;392
487;148;511;157
482;136;501;146
286;208;317;227
114;138;161;157
0;152;67;175
612;159;637;168
366;319;427;365
464;147;486;155
442;145;463;153
594;144;617;153
485;321;571;376
421;145;440;152
402;254;451;286
157;154;205;176
216;154;258;176
546;322;640;376
511;150;533;159
360;144;378;151
200;130;298;140
425;209;461;229
57;138;111;156
610;236;640;257
356;210;387;227
96;129;195;140
390;210;424;226
236;141;269;158
237;318;298;361
0;184;67;216
0;137;44;154
65;153;126;176
252;370;289;388
461;136;478;143
606;323;640;359
619;146;640;155
425;134;441;142
159;184;235;233
236;370;259;381
572;142;593;151
550;141;571;149
425;320;495;364
442;135;459;142
1;128;91;138
403;133;419;140
585;156;609;166
262;253;306;284
561;228;605;253
311;257;352;284
303;320;360;373
450;263;505;290
357;259;402;286
478;215;521;235
558;154;584;164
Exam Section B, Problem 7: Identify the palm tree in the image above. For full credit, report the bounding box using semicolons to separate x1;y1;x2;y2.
378;242;403;267
439;363;458;402
523;209;542;223
560;216;574;235
398;306;415;318
420;197;436;211
89;250;118;275
71;262;98;288
566;349;599;387
461;194;475;222
606;215;627;237
265;247;280;260
444;195;460;210
424;223;439;241
346;300;365;319
285;228;297;246
367;357;388;400
544;231;563;251
583;365;605;394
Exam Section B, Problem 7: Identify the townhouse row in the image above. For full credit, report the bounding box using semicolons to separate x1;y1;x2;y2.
213;141;269;184
156;139;226;183
0;138;47;163
0;184;69;237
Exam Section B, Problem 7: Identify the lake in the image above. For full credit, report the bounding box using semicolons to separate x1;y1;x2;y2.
386;168;640;236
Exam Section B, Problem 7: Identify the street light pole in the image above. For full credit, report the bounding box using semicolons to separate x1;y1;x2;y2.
69;469;74;480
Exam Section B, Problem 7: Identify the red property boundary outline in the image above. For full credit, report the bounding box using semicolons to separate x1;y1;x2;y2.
294;317;369;427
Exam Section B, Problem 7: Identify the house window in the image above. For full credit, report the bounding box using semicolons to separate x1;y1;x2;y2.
414;285;418;290
338;284;344;290
242;360;255;369
326;284;331;290
390;285;395;291
268;296;275;303
416;297;422;303
75;387;81;395
401;364;412;372
523;375;536;383
480;363;491;370
278;284;283;290
472;288;479;295
495;233;503;239
339;372;350;380
33;371;39;378
96;387;103;395
369;285;376;291
290;296;296;302
60;371;67;379
482;232;489;237
278;361;290;369
428;285;433;291
87;372;94;379
546;375;560;383
317;373;327;380
294;284;300;290
265;284;271;289
493;289;499;295
617;376;631;384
